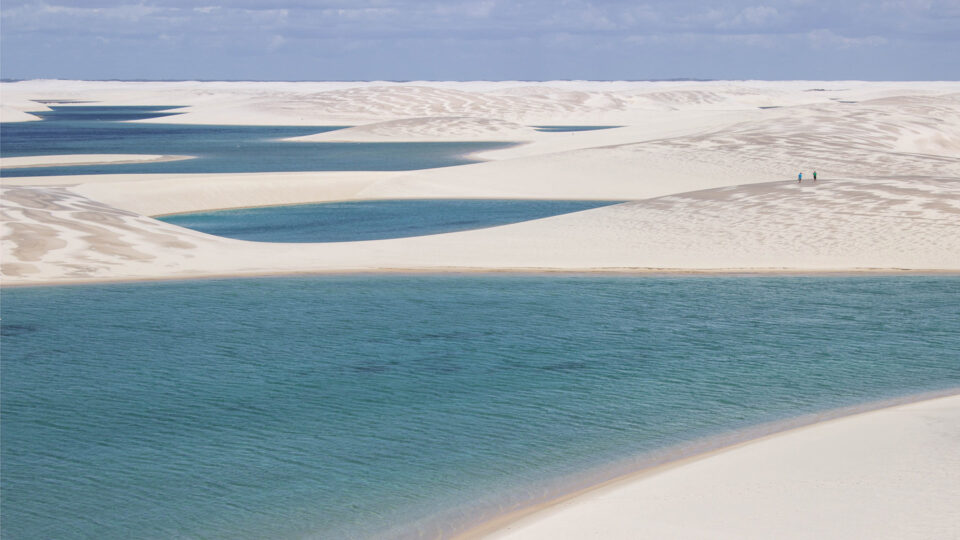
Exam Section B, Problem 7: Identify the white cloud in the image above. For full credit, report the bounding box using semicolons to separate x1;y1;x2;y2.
0;0;955;79
738;5;779;26
717;32;779;47
807;28;888;48
434;0;497;19
41;2;161;21
268;34;286;51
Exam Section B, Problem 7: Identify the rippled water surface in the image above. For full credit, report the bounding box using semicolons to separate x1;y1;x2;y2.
2;275;958;539
159;199;623;242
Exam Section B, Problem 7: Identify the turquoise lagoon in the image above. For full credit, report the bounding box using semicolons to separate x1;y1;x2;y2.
158;200;623;242
2;275;958;539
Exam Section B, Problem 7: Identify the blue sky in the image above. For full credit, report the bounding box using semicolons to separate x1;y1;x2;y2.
1;0;957;80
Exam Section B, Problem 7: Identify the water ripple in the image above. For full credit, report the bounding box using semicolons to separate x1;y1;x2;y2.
1;275;958;539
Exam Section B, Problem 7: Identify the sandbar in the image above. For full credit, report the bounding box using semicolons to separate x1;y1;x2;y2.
1;154;194;169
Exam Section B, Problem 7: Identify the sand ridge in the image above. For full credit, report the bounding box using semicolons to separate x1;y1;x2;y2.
3;79;957;126
4;175;959;284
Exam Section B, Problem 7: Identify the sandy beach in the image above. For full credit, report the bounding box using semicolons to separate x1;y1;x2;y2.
475;392;960;540
2;80;959;284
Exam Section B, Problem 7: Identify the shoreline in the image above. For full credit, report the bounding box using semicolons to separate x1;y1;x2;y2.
3;267;959;289
454;387;960;539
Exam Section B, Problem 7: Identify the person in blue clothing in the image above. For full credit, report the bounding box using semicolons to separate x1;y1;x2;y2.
798;172;803;183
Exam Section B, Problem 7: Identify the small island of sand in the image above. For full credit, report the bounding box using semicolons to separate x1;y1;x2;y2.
1;153;194;169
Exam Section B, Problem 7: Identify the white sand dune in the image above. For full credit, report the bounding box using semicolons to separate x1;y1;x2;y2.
0;105;41;122
355;94;960;199
2;79;956;126
2;80;959;285
69;171;399;217
3;175;958;283
476;393;960;540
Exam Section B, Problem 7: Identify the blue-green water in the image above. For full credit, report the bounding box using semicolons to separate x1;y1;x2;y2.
0;106;513;176
158;200;623;242
2;275;958;539
533;125;619;132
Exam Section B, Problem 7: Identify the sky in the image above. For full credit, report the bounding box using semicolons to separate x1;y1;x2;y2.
1;0;958;80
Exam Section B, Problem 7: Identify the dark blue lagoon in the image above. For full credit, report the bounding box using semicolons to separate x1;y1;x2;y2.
0;105;514;176
158;199;623;242
26;105;188;122
2;275;958;539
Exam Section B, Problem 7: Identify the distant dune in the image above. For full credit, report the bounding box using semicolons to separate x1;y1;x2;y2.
2;80;959;284
286;117;540;142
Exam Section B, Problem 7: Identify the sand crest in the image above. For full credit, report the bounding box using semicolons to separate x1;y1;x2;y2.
1;105;41;122
3;175;959;285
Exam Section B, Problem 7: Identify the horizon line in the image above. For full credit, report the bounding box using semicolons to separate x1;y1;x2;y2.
4;77;959;84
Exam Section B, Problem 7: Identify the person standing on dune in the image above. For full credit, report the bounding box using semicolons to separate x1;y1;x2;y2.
814;171;817;182
798;172;803;183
